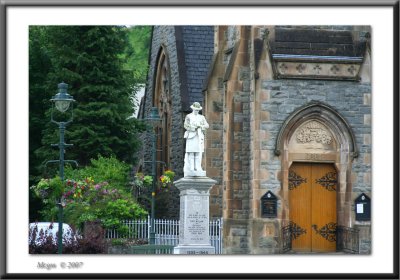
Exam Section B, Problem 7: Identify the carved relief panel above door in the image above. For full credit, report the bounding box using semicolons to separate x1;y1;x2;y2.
295;121;333;145
288;120;337;162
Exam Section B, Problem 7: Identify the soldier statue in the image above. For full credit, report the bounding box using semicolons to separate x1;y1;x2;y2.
183;102;209;176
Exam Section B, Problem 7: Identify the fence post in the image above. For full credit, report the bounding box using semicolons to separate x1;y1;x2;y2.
147;215;150;242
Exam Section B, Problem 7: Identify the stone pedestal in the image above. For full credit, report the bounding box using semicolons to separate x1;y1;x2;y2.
173;176;216;255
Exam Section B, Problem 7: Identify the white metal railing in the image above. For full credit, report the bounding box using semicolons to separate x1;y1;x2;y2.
105;218;149;239
154;218;180;246
210;218;223;254
105;216;223;254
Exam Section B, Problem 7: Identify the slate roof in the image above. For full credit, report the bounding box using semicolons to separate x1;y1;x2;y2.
269;26;368;58
178;26;214;111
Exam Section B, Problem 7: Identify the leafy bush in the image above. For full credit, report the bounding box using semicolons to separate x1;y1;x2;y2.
31;156;147;233
65;155;130;191
62;178;147;232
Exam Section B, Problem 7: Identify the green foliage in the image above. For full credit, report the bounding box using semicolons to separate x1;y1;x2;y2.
29;26;54;220
133;169;175;190
30;175;147;233
31;157;147;232
131;169;176;217
111;239;126;246
65;155;130;191
159;170;175;188
30;26;147;176
29;26;151;222
133;172;153;188
29;27;53;181
30;176;65;221
31;176;64;200
104;199;147;222
124;26;152;84
62;178;147;232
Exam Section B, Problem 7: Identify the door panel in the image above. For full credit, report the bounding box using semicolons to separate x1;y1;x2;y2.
289;163;337;253
311;164;337;252
289;163;311;252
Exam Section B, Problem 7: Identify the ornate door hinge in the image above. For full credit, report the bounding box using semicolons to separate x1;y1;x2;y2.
288;221;307;240
289;171;307;190
315;172;337;191
312;222;337;242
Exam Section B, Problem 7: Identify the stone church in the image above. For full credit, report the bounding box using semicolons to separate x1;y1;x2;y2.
139;25;371;254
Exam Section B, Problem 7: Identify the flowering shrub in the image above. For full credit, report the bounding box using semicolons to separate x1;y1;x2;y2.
62;178;147;233
64;155;130;191
31;157;147;233
62;178;119;204
31;176;147;234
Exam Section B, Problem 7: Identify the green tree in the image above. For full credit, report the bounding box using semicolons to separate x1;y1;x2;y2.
123;26;152;84
32;26;146;173
29;26;152;222
29;26;53;221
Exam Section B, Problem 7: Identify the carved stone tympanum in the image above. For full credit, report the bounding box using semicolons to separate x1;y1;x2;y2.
296;121;333;145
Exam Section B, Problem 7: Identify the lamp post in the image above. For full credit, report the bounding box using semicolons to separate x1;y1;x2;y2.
48;82;76;254
145;107;161;245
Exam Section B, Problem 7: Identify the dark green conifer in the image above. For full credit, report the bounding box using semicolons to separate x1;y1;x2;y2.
31;26;145;174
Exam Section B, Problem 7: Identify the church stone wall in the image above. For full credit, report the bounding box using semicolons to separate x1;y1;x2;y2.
143;26;185;219
205;26;254;253
248;26;371;254
204;27;225;219
144;25;372;253
143;26;214;219
206;25;371;254
252;80;371;253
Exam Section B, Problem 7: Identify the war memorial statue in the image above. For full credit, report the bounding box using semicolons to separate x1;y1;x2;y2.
174;102;216;254
183;102;209;177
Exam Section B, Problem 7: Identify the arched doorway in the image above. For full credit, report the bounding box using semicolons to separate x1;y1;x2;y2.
275;101;358;253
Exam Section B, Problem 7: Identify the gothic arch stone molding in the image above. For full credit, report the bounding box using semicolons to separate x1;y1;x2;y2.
274;100;358;159
276;100;359;229
153;45;171;106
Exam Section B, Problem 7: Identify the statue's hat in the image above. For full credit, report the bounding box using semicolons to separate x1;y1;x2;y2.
190;102;202;111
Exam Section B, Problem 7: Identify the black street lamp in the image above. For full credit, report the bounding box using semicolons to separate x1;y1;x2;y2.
145;107;161;245
47;82;77;254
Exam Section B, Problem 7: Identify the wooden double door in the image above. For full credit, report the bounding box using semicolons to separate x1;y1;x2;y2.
289;163;337;253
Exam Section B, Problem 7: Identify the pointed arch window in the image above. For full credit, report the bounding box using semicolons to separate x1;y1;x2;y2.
153;48;172;176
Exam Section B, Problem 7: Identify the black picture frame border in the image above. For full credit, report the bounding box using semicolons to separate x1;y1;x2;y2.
1;1;398;279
